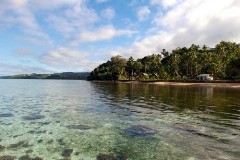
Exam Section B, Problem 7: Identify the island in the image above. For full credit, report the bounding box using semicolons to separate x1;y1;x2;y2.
0;72;90;80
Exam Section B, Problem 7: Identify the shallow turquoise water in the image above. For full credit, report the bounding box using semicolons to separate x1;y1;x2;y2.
0;80;239;159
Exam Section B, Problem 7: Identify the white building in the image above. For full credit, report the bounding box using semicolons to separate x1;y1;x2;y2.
196;74;213;81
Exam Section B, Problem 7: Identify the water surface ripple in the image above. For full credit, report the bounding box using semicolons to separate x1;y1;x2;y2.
0;80;239;159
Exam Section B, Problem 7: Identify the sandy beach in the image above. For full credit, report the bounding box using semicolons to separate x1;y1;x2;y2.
93;80;240;88
147;82;240;88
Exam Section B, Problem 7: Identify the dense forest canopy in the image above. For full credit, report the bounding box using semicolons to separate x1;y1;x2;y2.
88;41;240;81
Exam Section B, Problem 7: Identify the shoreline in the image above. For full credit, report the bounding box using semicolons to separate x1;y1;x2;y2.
92;80;240;88
147;81;240;88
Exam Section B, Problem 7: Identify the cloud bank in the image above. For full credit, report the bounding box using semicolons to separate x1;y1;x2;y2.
0;0;240;75
114;0;240;58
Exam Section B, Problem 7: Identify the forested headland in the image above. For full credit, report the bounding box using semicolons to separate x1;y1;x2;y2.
1;72;90;80
88;41;240;81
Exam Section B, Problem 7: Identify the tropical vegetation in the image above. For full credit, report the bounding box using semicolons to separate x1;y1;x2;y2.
88;41;240;81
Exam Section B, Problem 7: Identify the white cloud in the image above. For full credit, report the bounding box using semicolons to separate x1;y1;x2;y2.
0;0;97;43
116;0;240;58
137;6;151;21
0;0;49;40
42;47;86;66
0;0;68;46
46;1;98;35
69;25;137;45
150;0;178;8
1;0;240;73
101;8;115;20
12;0;28;6
28;0;81;10
41;47;101;71
150;0;162;6
162;0;178;8
112;33;172;58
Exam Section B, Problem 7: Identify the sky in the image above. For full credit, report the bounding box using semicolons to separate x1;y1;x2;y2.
0;0;240;75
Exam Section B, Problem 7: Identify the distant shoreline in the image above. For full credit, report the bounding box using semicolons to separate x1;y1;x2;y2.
0;72;90;80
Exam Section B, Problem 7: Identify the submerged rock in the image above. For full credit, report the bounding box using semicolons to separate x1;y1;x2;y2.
22;114;45;120
172;123;199;132
57;138;65;146
38;121;50;126
96;153;126;160
47;139;54;144
74;151;80;156
0;155;15;160
28;130;47;134
96;153;117;160
19;155;31;160
67;124;91;130
172;123;217;139
124;125;157;137
33;157;43;160
37;139;43;143
9;140;29;149
0;145;5;151
62;148;73;157
32;157;43;160
0;113;14;118
25;149;33;154
1;123;12;126
19;155;43;160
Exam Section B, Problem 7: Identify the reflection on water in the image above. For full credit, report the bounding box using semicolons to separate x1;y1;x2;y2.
0;80;239;159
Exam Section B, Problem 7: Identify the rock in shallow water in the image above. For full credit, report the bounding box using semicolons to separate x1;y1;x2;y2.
97;153;116;160
97;153;126;160
62;148;73;157
67;124;91;130
18;155;32;160
9;140;30;148
22;114;45;120
19;155;43;160
0;145;5;151
57;138;66;146
172;123;217;139
0;155;15;160
124;125;157;137
0;113;14;118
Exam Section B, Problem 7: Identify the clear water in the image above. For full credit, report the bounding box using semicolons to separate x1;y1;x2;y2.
0;79;239;160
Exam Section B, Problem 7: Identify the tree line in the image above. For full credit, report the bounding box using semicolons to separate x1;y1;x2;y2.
88;41;240;81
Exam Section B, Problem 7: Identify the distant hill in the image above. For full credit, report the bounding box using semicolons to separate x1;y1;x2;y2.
0;72;90;80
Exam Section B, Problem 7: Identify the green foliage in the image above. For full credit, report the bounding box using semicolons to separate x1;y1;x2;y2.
88;56;127;81
88;41;240;81
226;57;240;80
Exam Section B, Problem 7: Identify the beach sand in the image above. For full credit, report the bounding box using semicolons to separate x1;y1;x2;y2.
93;80;240;89
147;82;240;88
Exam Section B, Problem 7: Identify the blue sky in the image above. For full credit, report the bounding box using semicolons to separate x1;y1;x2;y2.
0;0;240;75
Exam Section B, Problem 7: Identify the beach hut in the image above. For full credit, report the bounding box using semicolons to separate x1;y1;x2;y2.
196;74;213;81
